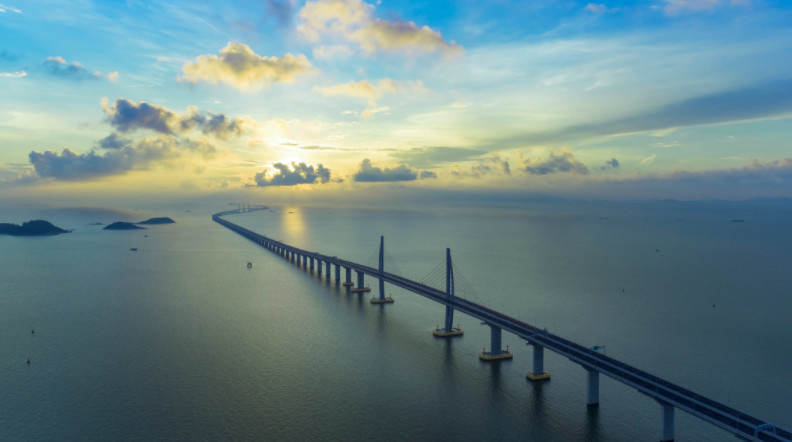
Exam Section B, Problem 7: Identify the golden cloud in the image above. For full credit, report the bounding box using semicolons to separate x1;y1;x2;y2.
181;42;313;90
298;0;461;56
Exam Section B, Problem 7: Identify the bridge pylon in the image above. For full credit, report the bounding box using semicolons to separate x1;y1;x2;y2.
371;236;394;303
433;248;462;337
479;325;513;361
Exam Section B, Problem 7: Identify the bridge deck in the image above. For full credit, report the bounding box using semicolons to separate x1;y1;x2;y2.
213;209;790;442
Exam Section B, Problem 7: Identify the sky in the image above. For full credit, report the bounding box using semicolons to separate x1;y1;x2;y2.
1;0;791;205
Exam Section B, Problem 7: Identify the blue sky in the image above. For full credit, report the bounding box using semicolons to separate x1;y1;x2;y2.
1;0;791;204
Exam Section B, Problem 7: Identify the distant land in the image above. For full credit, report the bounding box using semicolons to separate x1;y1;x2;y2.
0;220;71;236
103;222;145;230
137;217;175;225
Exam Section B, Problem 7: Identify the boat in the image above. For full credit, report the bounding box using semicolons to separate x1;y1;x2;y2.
130;248;138;251
247;261;252;268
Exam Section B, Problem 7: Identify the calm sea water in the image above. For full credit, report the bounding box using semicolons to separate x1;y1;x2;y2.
1;202;790;441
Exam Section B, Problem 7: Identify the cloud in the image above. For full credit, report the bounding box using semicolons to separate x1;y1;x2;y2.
419;170;437;179
640;154;657;165
28;136;217;180
101;98;252;139
451;155;512;178
312;45;354;60
253;162;331;186
498;79;792;150
0;3;21;13
316;78;423;118
389;146;487;168
42;56;117;82
663;0;747;15
0;70;26;78
180;42;313;90
522;146;589;175
298;0;461;56
600;158;620;170
353;158;417;182
98;132;132;150
585;3;617;13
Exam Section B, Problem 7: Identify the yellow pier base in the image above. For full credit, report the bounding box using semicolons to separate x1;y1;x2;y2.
349;287;371;293
370;297;394;304
479;351;514;361
526;372;551;381
342;282;355;287
433;328;464;337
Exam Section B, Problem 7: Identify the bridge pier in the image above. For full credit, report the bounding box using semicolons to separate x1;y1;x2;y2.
659;401;674;442
350;270;370;293
317;259;322;275
325;260;331;281
586;368;599;406
310;257;315;273
479;325;513;361
343;267;354;287
526;344;550;380
302;255;307;268
335;264;340;285
371;236;394;304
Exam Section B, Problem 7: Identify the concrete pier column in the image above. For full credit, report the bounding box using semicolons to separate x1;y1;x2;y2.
302;255;307;268
325;260;331;281
350;270;370;293
310;257;314;272
587;368;600;406
660;401;674;442
317;259;322;274
343;267;354;287
479;324;513;361
526;344;550;380
335;264;341;284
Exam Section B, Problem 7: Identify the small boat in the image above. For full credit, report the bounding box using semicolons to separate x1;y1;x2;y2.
732;219;745;223
247;261;252;268
130;248;138;251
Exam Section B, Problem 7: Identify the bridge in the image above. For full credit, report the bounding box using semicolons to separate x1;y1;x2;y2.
213;207;790;442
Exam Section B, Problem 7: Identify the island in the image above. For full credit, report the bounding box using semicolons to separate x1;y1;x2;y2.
0;220;71;236
103;222;146;230
137;217;176;225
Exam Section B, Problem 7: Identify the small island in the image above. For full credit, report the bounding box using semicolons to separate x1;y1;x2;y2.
0;220;71;236
137;217;176;225
103;222;146;230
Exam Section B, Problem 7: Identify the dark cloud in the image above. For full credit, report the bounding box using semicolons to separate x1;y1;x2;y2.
599;158;619;171
523;147;589;175
499;79;792;150
353;159;417;182
102;98;250;138
42;56;99;81
254;162;331;186
389;146;486;168
29;136;217;180
420;170;437;179
98;132;132;150
452;155;512;178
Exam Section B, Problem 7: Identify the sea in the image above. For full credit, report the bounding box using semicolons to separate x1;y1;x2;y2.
1;200;790;441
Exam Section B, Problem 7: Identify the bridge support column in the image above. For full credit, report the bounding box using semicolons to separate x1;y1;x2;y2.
371;236;393;304
586;368;599;406
318;259;322;275
350;270;370;293
479;325;513;361
343;267;354;288
302;255;307;268
659;401;674;442
325;260;331;281
526;344;550;380
310;257;314;273
335;264;341;285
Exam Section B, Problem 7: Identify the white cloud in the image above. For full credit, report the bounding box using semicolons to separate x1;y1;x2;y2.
0;3;21;13
0;70;26;78
640;154;657;165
